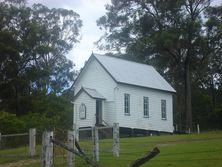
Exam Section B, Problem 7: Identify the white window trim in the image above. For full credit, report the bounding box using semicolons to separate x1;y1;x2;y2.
143;96;149;118
124;93;130;115
79;103;86;119
161;99;167;120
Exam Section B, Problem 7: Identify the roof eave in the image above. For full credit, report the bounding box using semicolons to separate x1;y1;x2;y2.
117;81;176;94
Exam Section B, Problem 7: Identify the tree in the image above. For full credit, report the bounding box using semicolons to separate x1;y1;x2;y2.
0;0;82;115
97;0;211;131
204;5;222;109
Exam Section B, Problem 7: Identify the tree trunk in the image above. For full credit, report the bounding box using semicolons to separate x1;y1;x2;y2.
210;75;216;111
185;58;192;132
15;83;20;116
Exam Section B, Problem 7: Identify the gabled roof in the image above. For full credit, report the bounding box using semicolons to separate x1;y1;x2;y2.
83;87;105;99
74;87;105;100
93;53;176;93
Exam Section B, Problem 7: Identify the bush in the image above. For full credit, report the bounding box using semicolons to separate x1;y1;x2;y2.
0;111;25;134
21;112;60;131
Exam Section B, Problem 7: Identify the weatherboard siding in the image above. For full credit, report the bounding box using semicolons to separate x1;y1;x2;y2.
74;58;117;127
73;54;174;132
74;91;96;127
74;58;117;101
115;84;173;132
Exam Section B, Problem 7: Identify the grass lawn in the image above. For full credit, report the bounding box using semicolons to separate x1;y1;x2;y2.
0;131;222;167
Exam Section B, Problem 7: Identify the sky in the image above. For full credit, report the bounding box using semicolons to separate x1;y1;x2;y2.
28;0;222;70
28;0;110;70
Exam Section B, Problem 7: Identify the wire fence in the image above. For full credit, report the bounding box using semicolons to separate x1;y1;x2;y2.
50;126;115;167
1;128;222;166
0;133;28;150
0;128;42;160
174;122;202;133
113;136;222;164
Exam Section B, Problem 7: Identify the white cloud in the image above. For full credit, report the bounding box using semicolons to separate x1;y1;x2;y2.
212;0;222;6
28;0;110;69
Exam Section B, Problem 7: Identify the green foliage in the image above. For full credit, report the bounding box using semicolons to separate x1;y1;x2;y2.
0;0;79;133
0;0;82;115
0;92;73;133
0;111;25;134
21;92;73;131
97;0;222;130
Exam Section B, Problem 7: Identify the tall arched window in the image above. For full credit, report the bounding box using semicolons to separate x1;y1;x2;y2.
79;103;86;119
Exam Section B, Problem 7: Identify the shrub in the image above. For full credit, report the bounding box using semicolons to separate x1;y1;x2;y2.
0;111;25;134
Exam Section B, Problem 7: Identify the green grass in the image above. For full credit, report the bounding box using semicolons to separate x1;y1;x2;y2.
0;145;41;164
1;131;222;167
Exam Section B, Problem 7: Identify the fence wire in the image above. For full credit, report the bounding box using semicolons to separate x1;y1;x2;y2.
0;130;42;162
1;128;222;167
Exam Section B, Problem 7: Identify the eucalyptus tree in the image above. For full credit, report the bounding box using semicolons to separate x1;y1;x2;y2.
0;0;82;115
204;5;222;109
97;0;211;131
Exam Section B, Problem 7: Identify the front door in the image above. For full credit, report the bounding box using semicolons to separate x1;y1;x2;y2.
96;100;102;125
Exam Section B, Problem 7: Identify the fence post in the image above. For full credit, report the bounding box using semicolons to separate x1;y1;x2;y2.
113;123;119;157
67;130;74;167
197;124;200;134
0;132;1;149
92;126;99;161
41;131;53;167
175;124;178;132
73;124;79;141
29;128;36;157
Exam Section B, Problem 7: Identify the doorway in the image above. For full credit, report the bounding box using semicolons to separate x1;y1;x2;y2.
96;100;102;125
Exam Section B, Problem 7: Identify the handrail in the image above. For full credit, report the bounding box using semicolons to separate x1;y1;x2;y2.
102;119;111;127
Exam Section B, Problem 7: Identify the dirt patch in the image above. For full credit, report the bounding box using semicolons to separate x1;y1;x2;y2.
0;159;39;167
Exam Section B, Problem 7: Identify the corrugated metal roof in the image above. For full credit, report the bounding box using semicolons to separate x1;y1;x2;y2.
93;53;176;93
83;87;105;99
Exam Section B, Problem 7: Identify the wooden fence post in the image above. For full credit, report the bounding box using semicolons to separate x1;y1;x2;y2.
0;132;1;149
29;128;36;157
67;130;75;167
113;123;119;157
41;131;53;167
73;124;79;141
175;124;178;132
92;126;99;161
197;124;200;134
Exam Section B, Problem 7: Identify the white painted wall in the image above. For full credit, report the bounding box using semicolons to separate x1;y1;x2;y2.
74;57;173;132
115;84;174;132
74;58;117;101
74;57;117;127
74;91;96;128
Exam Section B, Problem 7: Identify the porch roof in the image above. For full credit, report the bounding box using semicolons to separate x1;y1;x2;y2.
83;87;105;100
74;87;105;100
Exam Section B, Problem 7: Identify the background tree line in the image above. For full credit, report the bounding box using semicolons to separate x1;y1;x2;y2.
96;0;222;131
1;0;221;134
0;0;82;133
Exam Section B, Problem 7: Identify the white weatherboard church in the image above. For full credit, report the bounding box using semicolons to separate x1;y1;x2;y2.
73;53;176;133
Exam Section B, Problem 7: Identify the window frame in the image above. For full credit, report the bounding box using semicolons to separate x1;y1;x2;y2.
79;103;87;119
124;93;130;115
143;96;149;118
161;99;167;120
